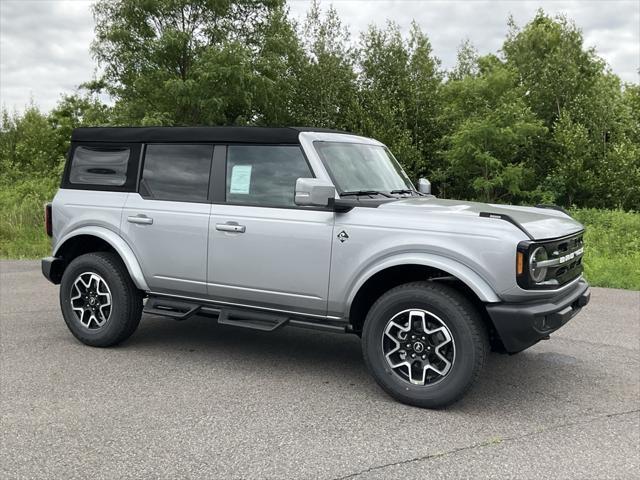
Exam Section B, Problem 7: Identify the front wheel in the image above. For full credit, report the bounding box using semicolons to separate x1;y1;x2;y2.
362;281;488;408
60;252;143;347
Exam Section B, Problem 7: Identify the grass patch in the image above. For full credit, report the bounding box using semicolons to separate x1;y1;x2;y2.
0;178;57;258
1;181;638;290
571;208;640;290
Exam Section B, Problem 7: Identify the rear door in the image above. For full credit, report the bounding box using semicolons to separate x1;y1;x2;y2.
207;145;334;316
121;144;213;297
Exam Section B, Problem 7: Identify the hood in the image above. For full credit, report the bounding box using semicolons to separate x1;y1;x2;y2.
379;197;584;240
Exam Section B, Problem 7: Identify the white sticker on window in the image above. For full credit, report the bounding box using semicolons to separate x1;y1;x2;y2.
229;165;252;194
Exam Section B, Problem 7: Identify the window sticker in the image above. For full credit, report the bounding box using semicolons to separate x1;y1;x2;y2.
229;165;252;194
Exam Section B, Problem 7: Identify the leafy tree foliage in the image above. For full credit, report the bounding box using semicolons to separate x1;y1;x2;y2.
354;22;442;179
441;56;547;202
90;0;287;125
1;106;61;180
1;4;638;211
292;1;357;129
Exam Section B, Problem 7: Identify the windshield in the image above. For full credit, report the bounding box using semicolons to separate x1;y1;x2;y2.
314;141;414;194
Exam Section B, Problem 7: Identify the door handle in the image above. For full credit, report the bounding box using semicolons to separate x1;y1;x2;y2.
127;215;153;225
215;222;246;233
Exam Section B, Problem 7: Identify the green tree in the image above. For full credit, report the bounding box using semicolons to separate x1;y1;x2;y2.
48;93;113;157
503;11;604;129
252;4;306;126
441;56;547;202
90;0;286;125
497;10;637;209
548;112;593;206
0;105;61;181
3;4;638;213
448;39;479;81
292;1;357;128
355;22;442;179
596;84;640;210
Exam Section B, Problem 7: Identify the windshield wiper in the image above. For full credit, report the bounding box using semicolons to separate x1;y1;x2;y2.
389;189;415;195
340;190;394;198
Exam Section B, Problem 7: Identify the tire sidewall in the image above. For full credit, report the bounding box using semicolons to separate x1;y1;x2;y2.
363;286;480;407
60;254;130;344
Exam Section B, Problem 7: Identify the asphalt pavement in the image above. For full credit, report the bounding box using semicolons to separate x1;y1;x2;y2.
1;260;639;479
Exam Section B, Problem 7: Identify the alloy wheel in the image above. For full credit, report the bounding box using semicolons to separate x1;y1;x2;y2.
382;309;455;386
69;272;112;329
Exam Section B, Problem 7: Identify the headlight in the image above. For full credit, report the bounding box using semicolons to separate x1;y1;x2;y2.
529;246;548;283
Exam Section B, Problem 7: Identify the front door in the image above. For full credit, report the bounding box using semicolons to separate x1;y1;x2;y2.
121;144;213;296
207;145;334;316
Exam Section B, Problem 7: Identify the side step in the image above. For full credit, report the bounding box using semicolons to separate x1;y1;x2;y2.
144;297;201;321
217;308;289;332
144;294;348;333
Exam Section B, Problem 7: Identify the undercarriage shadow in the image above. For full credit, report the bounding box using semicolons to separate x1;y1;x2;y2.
128;313;597;413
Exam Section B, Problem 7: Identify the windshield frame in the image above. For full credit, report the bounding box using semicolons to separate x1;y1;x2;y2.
313;140;416;196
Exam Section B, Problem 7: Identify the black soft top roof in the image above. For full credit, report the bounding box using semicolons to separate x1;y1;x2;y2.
71;126;349;144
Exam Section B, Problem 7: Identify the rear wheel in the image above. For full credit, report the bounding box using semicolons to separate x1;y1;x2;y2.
60;252;143;347
362;281;488;408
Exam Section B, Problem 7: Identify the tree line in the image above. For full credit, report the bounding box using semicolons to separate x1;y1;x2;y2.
1;0;638;210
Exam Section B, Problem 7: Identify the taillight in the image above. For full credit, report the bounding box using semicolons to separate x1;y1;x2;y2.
45;203;52;237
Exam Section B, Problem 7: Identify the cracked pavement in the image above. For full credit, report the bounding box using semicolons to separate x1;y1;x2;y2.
1;261;639;479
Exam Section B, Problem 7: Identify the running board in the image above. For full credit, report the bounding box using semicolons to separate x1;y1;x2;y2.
144;294;349;333
217;308;289;332
143;297;201;321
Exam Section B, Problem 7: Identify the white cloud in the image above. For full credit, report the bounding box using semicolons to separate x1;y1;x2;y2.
0;0;96;112
1;0;638;113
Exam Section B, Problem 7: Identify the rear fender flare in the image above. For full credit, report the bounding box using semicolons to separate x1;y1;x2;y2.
53;226;149;291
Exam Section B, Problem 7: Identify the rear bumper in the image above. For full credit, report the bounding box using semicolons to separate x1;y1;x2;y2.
486;279;590;353
41;256;64;284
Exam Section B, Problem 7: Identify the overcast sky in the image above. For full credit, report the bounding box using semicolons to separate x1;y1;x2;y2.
1;0;638;113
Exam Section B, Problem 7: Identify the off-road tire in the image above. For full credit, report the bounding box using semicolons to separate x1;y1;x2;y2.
362;281;488;408
60;252;143;347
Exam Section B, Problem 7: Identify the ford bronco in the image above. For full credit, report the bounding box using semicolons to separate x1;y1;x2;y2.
42;127;590;408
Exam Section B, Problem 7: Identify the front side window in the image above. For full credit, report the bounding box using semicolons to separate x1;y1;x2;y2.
314;142;414;194
226;146;312;207
141;144;213;202
69;146;130;186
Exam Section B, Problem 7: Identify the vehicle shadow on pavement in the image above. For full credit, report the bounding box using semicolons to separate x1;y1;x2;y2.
124;313;605;415
131;313;364;368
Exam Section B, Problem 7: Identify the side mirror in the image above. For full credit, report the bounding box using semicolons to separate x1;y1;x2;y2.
294;178;336;208
417;178;431;194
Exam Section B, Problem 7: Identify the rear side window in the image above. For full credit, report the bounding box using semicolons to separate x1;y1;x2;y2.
226;146;312;207
69;146;130;186
140;144;213;202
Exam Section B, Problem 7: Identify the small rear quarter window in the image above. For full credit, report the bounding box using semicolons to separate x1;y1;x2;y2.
69;146;130;186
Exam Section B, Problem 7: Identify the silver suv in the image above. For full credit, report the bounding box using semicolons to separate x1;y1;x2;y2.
42;127;590;408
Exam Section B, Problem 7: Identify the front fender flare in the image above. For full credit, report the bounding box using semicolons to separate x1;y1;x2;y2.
345;253;501;311
53;226;149;291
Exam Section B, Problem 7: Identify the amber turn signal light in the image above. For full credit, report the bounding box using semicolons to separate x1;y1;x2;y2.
516;251;524;275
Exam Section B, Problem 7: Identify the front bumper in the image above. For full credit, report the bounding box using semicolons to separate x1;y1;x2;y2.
42;256;64;284
486;279;590;353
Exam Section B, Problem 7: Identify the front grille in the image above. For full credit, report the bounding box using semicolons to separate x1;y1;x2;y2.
540;233;584;286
